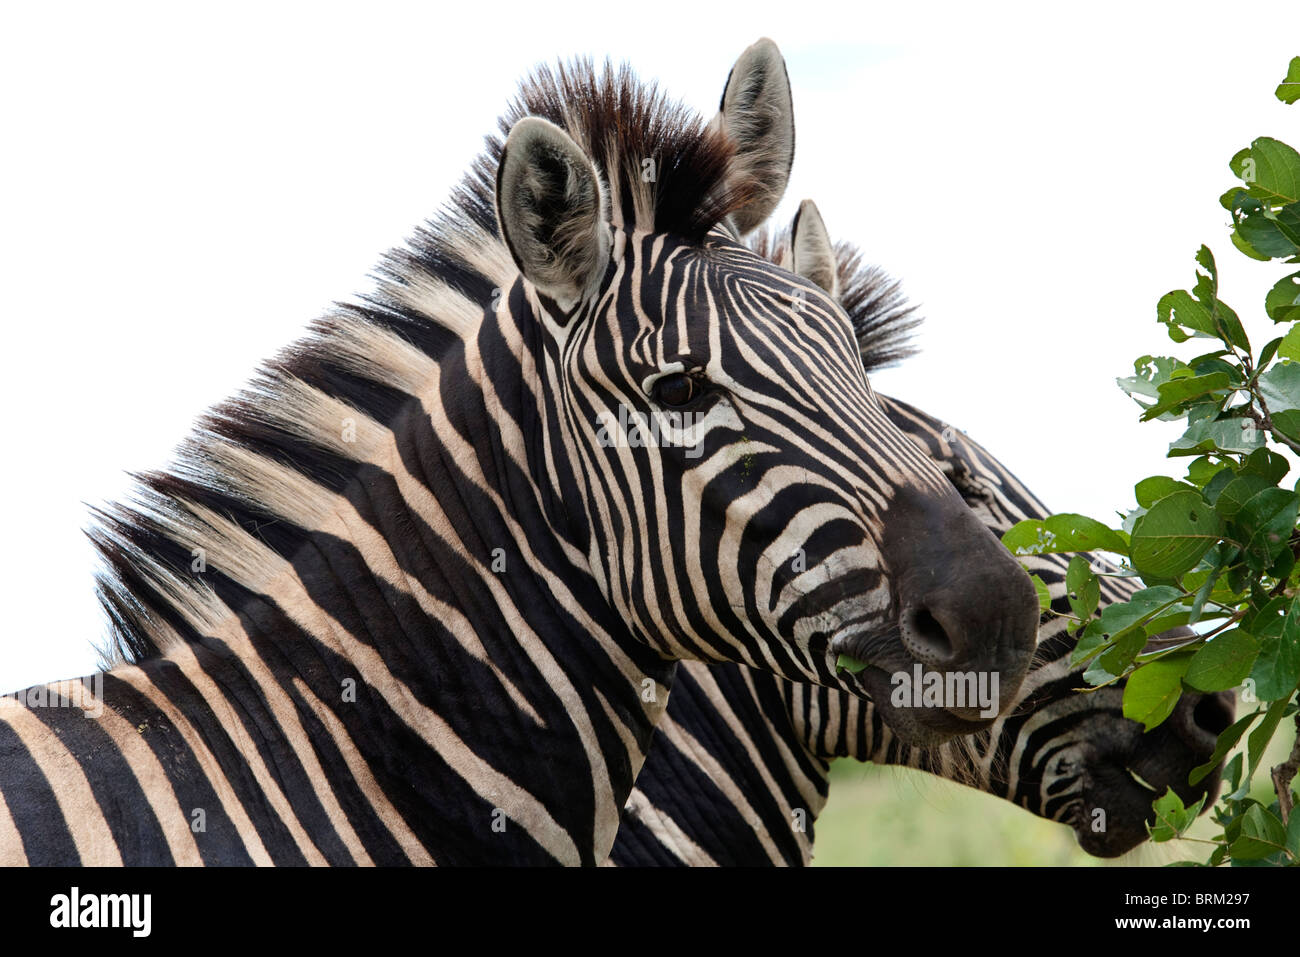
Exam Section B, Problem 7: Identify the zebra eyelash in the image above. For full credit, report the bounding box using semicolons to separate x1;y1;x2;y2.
641;365;708;393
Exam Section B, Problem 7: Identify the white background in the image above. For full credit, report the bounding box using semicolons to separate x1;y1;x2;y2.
1;1;1298;691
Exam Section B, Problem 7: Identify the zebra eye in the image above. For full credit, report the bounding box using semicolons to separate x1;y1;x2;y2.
652;373;700;408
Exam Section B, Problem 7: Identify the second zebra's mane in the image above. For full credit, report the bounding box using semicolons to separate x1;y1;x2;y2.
90;61;761;667
748;227;922;372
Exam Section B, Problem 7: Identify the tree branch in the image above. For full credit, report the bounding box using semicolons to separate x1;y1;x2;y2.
1247;394;1300;456
1272;713;1300;825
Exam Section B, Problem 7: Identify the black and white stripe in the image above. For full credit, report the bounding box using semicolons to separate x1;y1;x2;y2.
0;43;1038;865
609;208;1234;865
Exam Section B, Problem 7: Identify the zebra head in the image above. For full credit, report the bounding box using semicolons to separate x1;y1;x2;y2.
769;202;1233;856
993;627;1234;857
491;41;1039;742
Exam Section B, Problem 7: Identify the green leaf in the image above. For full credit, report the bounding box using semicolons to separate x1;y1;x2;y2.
1277;56;1300;104
1100;629;1148;675
1128;490;1222;579
1223;753;1247;800
1139;372;1232;421
1188;563;1218;624
1117;355;1181;399
1230;804;1288;860
1001;514;1128;558
1158;291;1214;343
1071;620;1109;667
1280;326;1300;363
1231;225;1274;261
1251;596;1300;700
1230;146;1253;181
1238;137;1300;206
1232;487;1300;572
1185;456;1226;488
1203;465;1239;505
1156;248;1249;350
1075;587;1186;672
1270;540;1297;580
1123;654;1192;731
1259;362;1300;414
836;653;869;675
1184;630;1260;692
1214;474;1275;519
1135;476;1197;508
1241;447;1291;484
1287;805;1300;859
1065;555;1100;624
1169;416;1265;456
1237;210;1300;258
1266;271;1300;323
1189;710;1260;786
1275;409;1300;443
1221;184;1248;211
1148;787;1202;842
1082;656;1119;687
1259;336;1285;368
1030;574;1050;614
1094;587;1185;639
1247;695;1291;789
1274;204;1300;247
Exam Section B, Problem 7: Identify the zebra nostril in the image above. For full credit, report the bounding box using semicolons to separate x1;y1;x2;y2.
902;604;955;666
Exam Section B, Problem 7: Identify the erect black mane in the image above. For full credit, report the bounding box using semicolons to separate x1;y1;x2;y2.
748;227;922;372
87;58;767;668
387;58;759;294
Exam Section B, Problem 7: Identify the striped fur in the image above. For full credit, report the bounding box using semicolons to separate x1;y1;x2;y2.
607;211;1232;865
0;47;1037;865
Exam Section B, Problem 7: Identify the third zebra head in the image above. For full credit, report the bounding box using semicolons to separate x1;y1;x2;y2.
492;41;1039;742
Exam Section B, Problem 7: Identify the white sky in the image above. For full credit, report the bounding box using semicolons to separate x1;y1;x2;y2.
1;1;1298;692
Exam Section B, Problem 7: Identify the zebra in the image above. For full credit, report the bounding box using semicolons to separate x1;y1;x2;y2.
608;201;1234;866
0;41;1041;865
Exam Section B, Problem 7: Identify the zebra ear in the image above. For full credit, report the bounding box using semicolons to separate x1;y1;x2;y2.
790;199;840;299
496;116;610;308
712;38;795;236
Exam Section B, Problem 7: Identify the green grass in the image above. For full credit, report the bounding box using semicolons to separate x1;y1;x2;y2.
810;761;1101;866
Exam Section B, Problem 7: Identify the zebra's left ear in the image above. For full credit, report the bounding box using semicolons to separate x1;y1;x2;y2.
496;116;611;310
790;199;840;299
712;38;795;236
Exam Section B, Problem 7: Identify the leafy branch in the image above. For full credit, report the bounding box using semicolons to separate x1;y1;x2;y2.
1002;57;1300;866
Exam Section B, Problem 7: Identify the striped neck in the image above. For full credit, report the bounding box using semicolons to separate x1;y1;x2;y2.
95;293;677;864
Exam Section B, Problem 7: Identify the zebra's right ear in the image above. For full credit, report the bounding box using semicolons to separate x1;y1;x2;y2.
496;117;611;310
790;199;840;299
711;38;795;236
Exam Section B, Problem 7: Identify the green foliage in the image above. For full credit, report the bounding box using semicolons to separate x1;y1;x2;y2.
1123;654;1193;731
1276;57;1300;105
1148;787;1207;842
1030;573;1051;613
835;653;869;675
1003;58;1300;866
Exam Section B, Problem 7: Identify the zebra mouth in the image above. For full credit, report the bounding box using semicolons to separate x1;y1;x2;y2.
1069;752;1205;858
827;625;1001;744
841;660;997;746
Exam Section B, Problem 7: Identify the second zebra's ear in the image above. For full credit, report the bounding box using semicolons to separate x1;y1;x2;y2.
790;199;840;299
496;117;611;310
712;37;795;236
